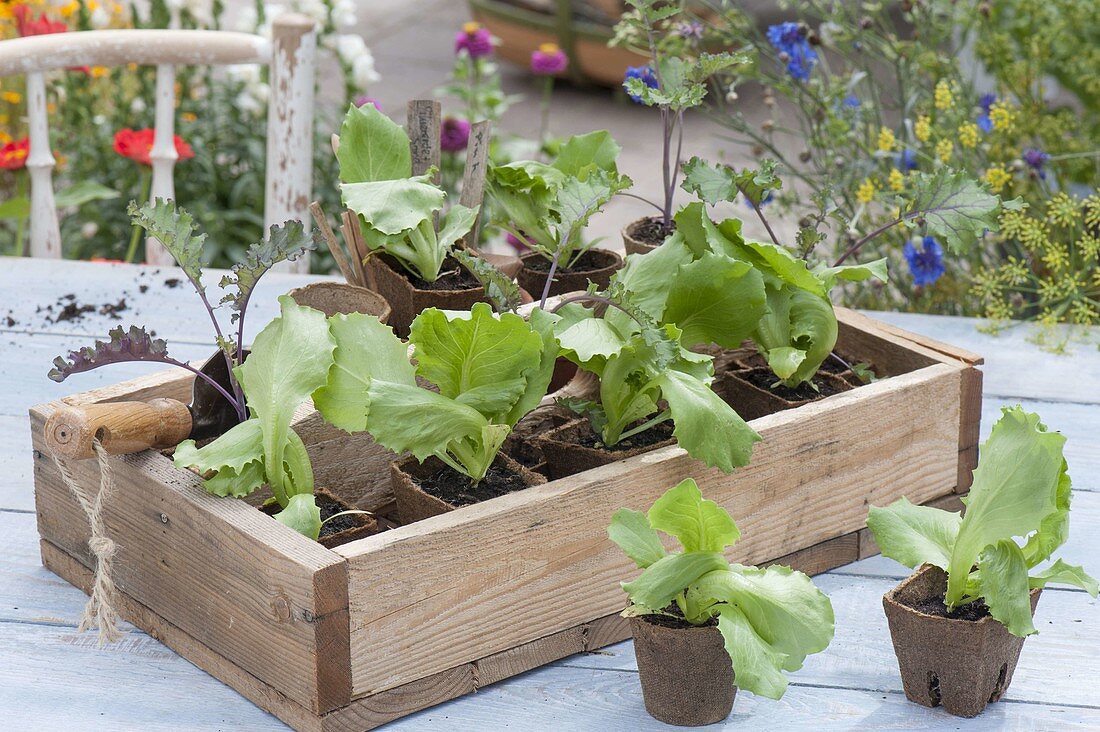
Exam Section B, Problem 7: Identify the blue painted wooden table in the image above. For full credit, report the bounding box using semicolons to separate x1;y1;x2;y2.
1;257;1097;730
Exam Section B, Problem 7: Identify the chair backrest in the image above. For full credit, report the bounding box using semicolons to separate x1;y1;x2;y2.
0;14;316;273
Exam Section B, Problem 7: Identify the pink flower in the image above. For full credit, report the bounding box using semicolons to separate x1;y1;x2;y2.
531;43;568;76
440;117;471;152
355;96;382;111
455;21;493;59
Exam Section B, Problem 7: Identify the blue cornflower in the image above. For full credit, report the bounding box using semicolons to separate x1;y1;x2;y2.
977;94;996;133
843;94;861;108
1022;148;1050;179
897;149;918;171
767;22;817;81
904;236;945;287
623;65;659;104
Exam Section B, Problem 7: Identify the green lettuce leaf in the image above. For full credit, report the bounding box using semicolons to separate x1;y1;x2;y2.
1029;559;1099;595
715;604;791;700
608;508;667;569
621;551;730;610
173;419;264;498
979;539;1038;636
866;497;961;570
273;493;322;541
341;176;445;236
647;478;739;553
660;253;766;349
657;370;760;472
337;102;412;183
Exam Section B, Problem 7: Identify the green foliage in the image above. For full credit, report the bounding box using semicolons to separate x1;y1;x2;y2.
173;297;337;540
487;131;632;268
868;407;1098;637
681;157;781;208
218;220;320;322
128;199;208;288
610;479;834;699
338;105;480;282
314;303;556;483
902;169;1017;254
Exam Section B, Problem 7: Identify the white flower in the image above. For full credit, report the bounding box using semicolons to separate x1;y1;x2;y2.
93;114;106;126
81;222;99;239
227;64;263;86
130;98;147;114
335;34;367;65
89;7;111;28
352;52;380;89
235;89;266;117
183;0;214;27
818;21;842;47
234;5;258;32
332;0;356;30
291;0;328;25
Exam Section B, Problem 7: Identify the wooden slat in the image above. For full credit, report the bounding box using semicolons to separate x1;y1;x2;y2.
337;363;964;696
31;405;349;713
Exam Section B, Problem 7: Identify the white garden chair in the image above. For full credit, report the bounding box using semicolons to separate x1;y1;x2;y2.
0;14;316;272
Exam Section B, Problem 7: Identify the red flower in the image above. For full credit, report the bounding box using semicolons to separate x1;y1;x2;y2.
0;137;29;170
13;5;69;37
113;128;195;166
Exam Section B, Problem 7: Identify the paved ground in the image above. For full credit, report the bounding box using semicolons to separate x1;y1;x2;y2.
352;0;782;247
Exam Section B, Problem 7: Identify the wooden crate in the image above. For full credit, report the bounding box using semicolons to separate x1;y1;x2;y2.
30;307;982;731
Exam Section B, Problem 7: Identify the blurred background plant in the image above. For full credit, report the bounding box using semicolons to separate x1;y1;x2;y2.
689;0;1098;346
0;0;380;271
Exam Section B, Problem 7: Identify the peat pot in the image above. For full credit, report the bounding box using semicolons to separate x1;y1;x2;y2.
367;254;490;337
630;615;736;726
287;281;391;322
535;417;675;481
516;249;622;299
622;215;675;256
883;564;1041;717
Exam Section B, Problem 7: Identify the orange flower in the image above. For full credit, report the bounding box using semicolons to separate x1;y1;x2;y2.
0;137;29;170
113;128;195;166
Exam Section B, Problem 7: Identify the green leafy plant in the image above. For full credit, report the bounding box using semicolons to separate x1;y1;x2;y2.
173;296;336;540
314;303;557;484
868;406;1098;637
338;104;480;282
550;286;759;473
487;130;632;296
48;200;317;421
610;478;835;699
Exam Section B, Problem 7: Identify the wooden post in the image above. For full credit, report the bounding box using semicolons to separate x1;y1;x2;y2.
265;13;316;274
26;71;61;259
460;120;491;248
145;62;178;266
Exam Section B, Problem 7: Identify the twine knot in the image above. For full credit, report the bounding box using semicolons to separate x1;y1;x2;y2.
50;436;124;644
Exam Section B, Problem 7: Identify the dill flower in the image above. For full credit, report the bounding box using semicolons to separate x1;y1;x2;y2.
958;122;979;148
1048;192;1079;227
856;178;877;203
877;126;896;152
985;165;1011;193
989;101;1015;132
888;168;905;192
914;115;931;143
933;80;953;110
936;139;953;162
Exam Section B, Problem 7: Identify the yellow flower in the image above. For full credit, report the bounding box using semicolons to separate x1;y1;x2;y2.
47;102;56;114
60;0;80;17
990;101;1015;132
181;112;197;123
877;126;896;152
985;165;1012;193
90;66;110;78
856;178;877;204
914;115;931;143
462;21;483;34
888;168;905;192
958;122;978;148
936;139;953;162
0;131;10;144
934;80;953;111
0;114;8;125
1;91;22;104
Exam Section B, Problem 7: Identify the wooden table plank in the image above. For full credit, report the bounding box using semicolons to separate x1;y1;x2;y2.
867;311;1100;405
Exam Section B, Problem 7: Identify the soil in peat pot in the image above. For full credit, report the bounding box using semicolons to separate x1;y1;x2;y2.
631;216;677;247
525;250;617;276
417;462;531;507
641;604;719;630
741;367;849;401
572;419;675;452
398;256;482;291
908;593;993;622
317;493;364;539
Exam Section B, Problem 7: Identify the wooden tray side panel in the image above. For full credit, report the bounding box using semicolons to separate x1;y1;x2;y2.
338;363;965;696
31;404;351;714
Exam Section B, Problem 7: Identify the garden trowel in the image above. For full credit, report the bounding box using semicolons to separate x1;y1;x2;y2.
45;350;244;460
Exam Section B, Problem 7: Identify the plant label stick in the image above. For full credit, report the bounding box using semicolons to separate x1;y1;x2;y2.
406;99;441;184
341;210;373;289
460;120;492;250
309;202;357;285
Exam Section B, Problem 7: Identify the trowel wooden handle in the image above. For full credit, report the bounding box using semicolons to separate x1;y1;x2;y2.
45;399;193;460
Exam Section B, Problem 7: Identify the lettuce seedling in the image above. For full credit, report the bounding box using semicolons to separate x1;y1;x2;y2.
173;297;337;539
550;288;759;473
610;478;835;699
313;303;557;484
48;200;318;421
868;406;1098;637
338;103;480;282
487;131;632;293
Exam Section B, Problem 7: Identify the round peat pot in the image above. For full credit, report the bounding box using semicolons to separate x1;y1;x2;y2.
622;216;675;256
367;254;490;337
630;615;736;726
534;417;676;481
516;249;622;299
287;281;392;322
883;564;1041;717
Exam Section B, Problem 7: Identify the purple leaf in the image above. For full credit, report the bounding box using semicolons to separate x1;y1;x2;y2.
49;325;172;382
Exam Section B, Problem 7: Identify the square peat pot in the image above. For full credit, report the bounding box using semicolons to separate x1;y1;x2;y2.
29;307;983;731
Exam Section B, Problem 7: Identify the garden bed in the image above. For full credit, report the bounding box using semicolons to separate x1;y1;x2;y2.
30;305;982;731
